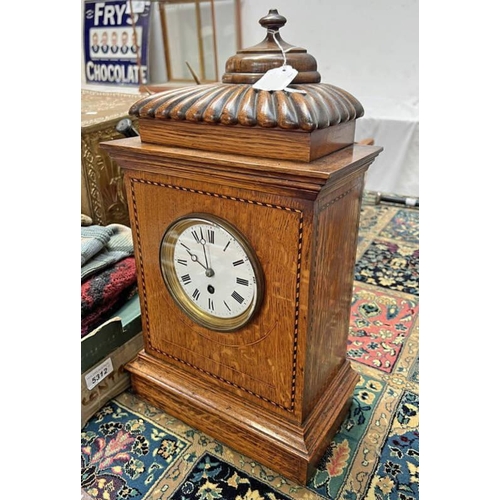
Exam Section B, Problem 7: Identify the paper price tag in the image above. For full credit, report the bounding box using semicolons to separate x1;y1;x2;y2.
252;65;298;91
85;357;113;391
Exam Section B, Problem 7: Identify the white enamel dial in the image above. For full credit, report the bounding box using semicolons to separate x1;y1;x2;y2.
160;214;264;331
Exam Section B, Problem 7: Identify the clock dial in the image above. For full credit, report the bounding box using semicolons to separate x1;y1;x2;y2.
173;222;257;318
160;214;264;331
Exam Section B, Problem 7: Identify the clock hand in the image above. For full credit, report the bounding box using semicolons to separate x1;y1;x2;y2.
183;246;207;270
200;237;215;277
201;241;210;269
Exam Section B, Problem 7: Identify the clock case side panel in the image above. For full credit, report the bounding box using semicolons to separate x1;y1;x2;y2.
302;162;374;422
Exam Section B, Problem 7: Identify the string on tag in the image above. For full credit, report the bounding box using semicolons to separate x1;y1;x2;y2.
268;30;306;94
251;30;307;94
269;30;294;68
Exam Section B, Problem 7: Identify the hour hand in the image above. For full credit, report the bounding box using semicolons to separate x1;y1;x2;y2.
183;247;207;270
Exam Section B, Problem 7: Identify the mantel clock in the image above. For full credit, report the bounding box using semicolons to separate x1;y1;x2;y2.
102;9;383;485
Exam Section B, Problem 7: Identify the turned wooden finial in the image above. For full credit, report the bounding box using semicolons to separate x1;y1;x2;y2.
222;9;320;84
257;9;290;48
259;9;287;32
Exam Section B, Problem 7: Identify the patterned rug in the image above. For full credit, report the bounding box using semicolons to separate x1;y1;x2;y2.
81;192;419;500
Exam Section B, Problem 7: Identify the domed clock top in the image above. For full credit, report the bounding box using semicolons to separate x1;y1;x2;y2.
129;9;364;134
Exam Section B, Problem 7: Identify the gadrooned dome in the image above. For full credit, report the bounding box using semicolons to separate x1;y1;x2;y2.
129;9;364;132
129;82;363;132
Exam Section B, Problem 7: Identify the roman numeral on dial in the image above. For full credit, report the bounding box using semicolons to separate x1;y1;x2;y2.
181;274;191;285
191;231;200;243
231;291;244;304
208;229;215;244
177;259;188;266
192;288;200;301
233;259;244;267
208;298;214;311
236;277;249;286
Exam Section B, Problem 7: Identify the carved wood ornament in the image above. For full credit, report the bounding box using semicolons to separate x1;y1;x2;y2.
101;9;383;485
130;81;363;131
129;10;364;161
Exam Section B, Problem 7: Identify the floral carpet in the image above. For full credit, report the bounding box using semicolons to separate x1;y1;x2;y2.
81;192;419;500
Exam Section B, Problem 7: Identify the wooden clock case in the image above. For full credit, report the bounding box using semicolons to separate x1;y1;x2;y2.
101;10;382;485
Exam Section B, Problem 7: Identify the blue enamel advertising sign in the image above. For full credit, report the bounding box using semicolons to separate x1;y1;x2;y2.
83;1;151;86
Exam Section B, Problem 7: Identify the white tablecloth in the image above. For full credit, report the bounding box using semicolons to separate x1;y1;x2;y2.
355;97;419;197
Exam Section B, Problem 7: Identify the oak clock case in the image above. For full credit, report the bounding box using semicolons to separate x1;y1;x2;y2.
159;213;264;332
101;9;383;486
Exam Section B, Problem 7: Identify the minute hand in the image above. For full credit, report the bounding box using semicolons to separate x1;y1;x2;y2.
202;242;210;269
201;240;214;277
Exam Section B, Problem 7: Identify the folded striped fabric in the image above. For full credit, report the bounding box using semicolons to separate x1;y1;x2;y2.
81;256;137;338
81;223;134;281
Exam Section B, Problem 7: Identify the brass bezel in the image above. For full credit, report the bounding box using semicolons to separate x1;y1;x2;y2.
159;213;264;332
